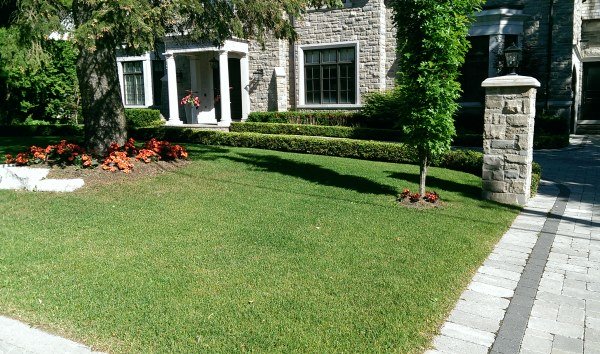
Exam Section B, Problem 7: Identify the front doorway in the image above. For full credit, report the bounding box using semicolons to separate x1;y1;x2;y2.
582;62;600;121
212;57;243;121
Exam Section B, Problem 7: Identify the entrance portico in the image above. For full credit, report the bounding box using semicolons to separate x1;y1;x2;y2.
164;40;250;127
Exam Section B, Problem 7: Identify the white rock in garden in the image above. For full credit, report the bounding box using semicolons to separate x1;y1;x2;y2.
0;165;84;192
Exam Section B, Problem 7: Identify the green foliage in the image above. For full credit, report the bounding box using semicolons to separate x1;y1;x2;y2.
130;127;542;195
391;0;485;191
0;32;79;124
124;109;164;128
247;111;364;127
0;124;84;137
360;89;404;129
230;122;404;141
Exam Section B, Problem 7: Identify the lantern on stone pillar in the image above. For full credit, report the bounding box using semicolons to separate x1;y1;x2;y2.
504;43;522;75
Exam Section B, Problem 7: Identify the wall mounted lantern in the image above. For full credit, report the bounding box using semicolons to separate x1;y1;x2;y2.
504;43;522;75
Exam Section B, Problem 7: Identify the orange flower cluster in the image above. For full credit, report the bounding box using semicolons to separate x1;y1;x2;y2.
4;141;93;168
102;151;134;173
5;153;29;166
100;138;187;173
135;149;159;163
143;138;188;161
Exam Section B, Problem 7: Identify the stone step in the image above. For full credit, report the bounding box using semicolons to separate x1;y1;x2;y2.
0;165;84;192
576;123;600;135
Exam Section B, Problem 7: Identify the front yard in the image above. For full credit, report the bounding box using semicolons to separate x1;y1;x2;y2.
0;137;519;353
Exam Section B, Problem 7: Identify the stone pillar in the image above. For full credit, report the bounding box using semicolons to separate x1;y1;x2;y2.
274;67;288;112
481;75;541;206
165;53;183;125
218;50;232;127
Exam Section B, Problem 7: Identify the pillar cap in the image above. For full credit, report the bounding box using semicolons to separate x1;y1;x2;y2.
481;75;541;88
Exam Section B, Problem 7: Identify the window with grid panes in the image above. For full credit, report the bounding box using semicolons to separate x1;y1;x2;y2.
123;61;145;106
304;47;356;104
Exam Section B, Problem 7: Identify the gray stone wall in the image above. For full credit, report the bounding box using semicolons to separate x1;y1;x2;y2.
293;0;390;105
247;0;397;113
248;40;287;112
582;0;600;20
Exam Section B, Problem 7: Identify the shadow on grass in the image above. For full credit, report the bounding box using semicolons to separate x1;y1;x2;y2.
387;171;481;199
224;152;398;196
0;136;77;156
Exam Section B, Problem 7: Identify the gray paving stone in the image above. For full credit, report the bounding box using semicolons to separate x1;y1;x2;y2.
448;309;503;333
552;335;583;353
536;292;586;310
440;322;495;347
473;272;519;291
557;305;585;325
460;289;511;310
478;265;522;281
468;281;515;298
520;332;554;354
433;334;489;354
454;300;506;321
527;317;584;339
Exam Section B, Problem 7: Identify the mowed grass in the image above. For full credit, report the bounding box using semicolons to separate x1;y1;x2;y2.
0;137;519;353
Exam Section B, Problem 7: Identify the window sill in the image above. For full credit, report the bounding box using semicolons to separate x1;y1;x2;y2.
297;104;363;110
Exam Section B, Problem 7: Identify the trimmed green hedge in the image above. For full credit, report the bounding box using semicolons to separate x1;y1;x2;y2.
125;108;164;128
130;127;541;196
230;122;404;142
247;111;367;127
0;124;83;137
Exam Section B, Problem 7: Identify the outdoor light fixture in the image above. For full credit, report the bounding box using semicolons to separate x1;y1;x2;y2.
254;68;264;79
504;43;522;75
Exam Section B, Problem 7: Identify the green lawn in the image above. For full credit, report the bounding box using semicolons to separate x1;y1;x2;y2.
0;137;519;353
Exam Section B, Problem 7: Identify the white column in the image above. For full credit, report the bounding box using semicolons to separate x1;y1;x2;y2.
218;50;231;127
165;53;183;125
240;55;250;121
189;56;199;124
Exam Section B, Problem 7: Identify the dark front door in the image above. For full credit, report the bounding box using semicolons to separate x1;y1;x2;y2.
228;58;242;121
582;62;600;120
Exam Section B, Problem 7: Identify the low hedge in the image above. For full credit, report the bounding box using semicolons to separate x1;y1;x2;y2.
131;127;542;196
125;108;164;128
0;124;83;137
247;111;367;127
533;134;570;149
230;122;404;142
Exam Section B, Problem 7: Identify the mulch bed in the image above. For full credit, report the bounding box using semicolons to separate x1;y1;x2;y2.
45;159;191;190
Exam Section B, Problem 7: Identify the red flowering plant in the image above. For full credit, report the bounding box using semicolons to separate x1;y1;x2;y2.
102;151;134;173
180;90;201;109
423;191;440;203
4;141;95;169
143;138;188;161
398;188;440;204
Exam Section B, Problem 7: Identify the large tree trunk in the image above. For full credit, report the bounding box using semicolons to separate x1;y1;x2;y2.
419;154;428;196
76;45;127;156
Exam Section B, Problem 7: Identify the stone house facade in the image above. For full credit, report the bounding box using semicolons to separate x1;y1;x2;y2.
116;0;397;127
116;0;599;132
462;0;600;133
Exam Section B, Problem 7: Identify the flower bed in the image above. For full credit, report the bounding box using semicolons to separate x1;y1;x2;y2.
4;138;188;174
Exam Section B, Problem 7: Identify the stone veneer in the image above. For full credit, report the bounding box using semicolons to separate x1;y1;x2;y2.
247;0;397;112
481;75;540;206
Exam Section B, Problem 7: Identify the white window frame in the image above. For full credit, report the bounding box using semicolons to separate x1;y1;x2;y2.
298;41;361;109
116;53;154;108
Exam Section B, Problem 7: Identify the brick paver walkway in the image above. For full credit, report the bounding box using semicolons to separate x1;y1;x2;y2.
430;135;600;354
